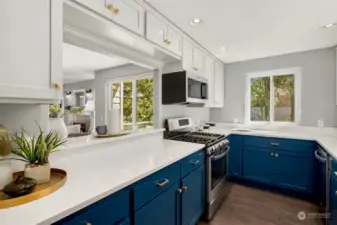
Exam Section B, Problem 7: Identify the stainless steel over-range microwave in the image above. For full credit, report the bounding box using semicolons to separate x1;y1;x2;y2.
162;71;208;106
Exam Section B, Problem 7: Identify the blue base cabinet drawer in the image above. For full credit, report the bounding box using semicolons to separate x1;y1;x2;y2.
54;188;130;225
243;136;316;154
134;182;180;225
133;163;180;210
180;151;205;178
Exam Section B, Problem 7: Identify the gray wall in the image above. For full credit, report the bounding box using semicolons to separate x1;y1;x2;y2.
210;47;337;127
0;104;49;133
161;61;210;126
94;64;152;125
64;80;94;92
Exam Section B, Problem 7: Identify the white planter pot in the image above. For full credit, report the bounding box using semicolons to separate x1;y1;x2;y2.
24;163;51;184
49;118;68;140
0;160;12;190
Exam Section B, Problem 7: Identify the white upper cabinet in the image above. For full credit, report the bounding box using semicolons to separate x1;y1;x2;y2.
146;13;167;47
204;55;215;106
73;0;145;36
106;0;145;35
166;27;183;56
0;0;63;103
213;61;225;108
146;12;182;56
182;40;205;76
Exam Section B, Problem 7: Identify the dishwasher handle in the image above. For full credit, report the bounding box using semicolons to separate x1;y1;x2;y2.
315;149;327;163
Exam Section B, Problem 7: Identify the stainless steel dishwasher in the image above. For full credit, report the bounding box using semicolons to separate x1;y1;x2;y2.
314;145;331;225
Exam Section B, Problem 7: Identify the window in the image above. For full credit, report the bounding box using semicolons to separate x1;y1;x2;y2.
246;68;301;124
107;75;154;131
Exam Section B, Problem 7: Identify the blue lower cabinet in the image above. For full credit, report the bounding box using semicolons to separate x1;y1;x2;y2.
273;150;315;193
228;135;243;177
53;188;130;225
134;182;181;225
117;218;131;225
243;146;276;184
181;165;205;225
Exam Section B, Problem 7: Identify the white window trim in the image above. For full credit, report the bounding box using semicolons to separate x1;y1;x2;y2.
105;73;154;131
244;67;302;125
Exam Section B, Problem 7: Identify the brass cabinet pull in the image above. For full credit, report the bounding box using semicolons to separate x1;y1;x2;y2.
183;186;188;191
107;4;119;14
275;153;279;158
270;152;274;156
178;188;183;194
270;142;280;146
156;179;169;187
335;191;337;196
164;39;171;45
85;222;92;225
190;160;200;165
54;82;62;89
193;67;198;71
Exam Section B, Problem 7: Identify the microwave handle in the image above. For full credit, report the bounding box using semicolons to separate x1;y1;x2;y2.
201;83;207;99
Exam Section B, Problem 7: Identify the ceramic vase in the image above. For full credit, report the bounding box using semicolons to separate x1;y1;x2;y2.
0;160;13;190
49;118;68;140
24;163;51;184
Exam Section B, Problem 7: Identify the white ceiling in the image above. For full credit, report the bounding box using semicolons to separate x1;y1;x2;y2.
146;0;337;63
63;43;128;83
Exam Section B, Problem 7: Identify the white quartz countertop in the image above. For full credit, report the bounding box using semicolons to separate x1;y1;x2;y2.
0;130;204;225
206;123;337;159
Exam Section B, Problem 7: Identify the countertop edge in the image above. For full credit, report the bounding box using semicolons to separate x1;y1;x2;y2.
39;142;205;225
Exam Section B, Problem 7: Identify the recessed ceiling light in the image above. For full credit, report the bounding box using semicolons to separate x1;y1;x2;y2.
190;18;202;25
324;23;336;28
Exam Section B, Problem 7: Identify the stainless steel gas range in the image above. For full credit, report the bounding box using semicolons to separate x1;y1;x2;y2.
164;117;230;220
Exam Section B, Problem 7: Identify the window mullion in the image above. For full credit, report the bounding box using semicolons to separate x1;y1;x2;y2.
270;75;274;123
132;80;137;130
120;82;124;130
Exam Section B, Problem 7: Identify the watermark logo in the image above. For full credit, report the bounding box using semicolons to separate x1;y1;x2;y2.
297;211;331;220
298;211;306;220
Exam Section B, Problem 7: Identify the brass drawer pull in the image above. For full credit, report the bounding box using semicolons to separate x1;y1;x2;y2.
178;188;183;194
275;153;279;158
156;179;169;187
270;142;280;146
183;186;188;191
107;4;120;14
190;160;200;165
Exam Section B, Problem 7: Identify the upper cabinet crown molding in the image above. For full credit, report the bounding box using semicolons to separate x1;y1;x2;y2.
0;0;63;103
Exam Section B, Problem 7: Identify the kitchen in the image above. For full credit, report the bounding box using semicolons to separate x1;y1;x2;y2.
0;0;337;225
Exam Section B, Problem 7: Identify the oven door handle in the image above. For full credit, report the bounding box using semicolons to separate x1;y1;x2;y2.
211;147;230;161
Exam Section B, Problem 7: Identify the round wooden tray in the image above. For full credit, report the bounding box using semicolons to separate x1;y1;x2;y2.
0;168;67;209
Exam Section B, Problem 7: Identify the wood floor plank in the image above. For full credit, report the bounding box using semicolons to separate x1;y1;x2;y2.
198;183;325;225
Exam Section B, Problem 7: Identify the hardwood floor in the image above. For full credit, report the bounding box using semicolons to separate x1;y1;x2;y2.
198;182;325;225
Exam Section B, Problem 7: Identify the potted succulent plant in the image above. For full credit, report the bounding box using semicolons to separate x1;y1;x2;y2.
49;104;61;119
0;125;66;184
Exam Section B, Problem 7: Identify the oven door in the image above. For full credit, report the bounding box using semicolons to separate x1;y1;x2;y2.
207;145;229;202
187;76;208;102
